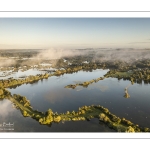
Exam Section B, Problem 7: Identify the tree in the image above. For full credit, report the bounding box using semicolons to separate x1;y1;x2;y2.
0;89;3;95
124;88;130;98
47;109;53;116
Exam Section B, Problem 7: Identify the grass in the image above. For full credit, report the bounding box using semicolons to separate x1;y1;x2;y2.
109;71;133;78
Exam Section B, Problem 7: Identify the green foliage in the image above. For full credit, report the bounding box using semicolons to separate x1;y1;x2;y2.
47;109;53;116
103;116;110;123
0;95;4;99
81;110;85;114
125;126;135;132
39;118;43;123
54;116;61;122
103;108;109;114
66;111;70;115
99;113;106;121
144;128;150;132
72;111;75;115
0;89;4;95
23;110;28;117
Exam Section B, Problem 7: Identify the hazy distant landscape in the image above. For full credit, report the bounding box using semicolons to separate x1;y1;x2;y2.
1;18;150;132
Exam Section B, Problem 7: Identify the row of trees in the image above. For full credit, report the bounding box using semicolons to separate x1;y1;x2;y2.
0;65;103;89
0;73;49;88
0;88;11;99
104;68;150;85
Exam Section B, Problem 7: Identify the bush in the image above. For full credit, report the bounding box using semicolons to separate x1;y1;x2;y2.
81;110;85;114
54;116;61;122
72;111;75;115
0;89;3;95
103;108;109;114
47;109;53;116
103;116;110;123
144;127;150;132
23;110;28;117
39;118;43;123
99;113;105;121
125;126;135;132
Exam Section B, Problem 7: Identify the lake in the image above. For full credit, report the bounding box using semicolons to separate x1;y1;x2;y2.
0;69;150;132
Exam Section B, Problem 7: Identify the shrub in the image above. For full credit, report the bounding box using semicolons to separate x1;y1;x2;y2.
54;116;61;122
39;118;43;123
125;126;135;132
81;110;85;114
103;108;109;114
66;111;70;115
99;113;105;121
144;127;150;132
0;89;3;95
72;111;75;115
23;110;28;117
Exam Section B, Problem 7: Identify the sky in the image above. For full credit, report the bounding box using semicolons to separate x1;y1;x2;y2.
0;18;150;49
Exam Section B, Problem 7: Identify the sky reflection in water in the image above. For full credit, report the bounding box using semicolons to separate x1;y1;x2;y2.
2;69;150;132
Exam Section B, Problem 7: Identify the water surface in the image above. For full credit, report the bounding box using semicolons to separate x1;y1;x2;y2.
1;69;150;132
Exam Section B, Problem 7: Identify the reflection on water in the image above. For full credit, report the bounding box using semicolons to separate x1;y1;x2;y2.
0;99;15;117
88;84;109;92
44;88;72;104
124;88;130;98
0;68;47;80
1;69;150;132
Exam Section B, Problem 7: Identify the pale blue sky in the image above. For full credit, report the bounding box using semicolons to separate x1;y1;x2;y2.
0;18;150;49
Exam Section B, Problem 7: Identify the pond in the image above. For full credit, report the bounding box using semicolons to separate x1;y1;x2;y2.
0;69;150;132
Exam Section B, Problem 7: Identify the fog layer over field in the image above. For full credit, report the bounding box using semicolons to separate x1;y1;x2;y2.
36;48;150;62
0;58;16;67
36;48;86;60
92;49;150;62
0;48;150;67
